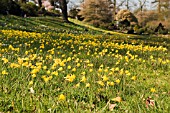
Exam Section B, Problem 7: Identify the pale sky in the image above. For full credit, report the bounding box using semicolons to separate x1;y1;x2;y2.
41;0;156;11
67;0;156;11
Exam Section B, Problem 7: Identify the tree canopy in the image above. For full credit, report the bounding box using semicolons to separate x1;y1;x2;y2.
116;9;138;26
79;0;112;27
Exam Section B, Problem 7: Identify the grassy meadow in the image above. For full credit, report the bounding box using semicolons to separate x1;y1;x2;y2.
0;15;170;112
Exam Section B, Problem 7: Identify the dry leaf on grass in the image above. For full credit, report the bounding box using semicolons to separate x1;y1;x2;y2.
146;97;155;108
109;104;117;111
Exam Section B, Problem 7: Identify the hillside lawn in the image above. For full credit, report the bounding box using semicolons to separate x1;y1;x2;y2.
0;15;170;112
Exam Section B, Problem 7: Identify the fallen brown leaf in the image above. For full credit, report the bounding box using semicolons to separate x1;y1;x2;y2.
146;97;155;108
109;104;117;111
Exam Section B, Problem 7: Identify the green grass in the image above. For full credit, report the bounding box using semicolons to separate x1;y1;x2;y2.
0;15;170;112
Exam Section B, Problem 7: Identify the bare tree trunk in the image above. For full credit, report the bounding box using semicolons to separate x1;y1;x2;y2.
158;0;161;13
38;0;42;7
138;0;147;26
113;0;116;20
152;0;162;20
152;0;161;13
126;0;130;10
59;0;69;22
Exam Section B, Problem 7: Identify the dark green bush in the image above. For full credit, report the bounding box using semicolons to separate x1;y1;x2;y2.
127;27;134;34
69;8;79;18
0;0;9;14
153;23;168;35
119;19;130;28
99;23;110;30
0;0;22;16
146;28;155;34
90;20;100;27
136;28;145;35
45;10;61;17
20;2;39;16
158;29;168;35
8;1;22;16
38;7;47;16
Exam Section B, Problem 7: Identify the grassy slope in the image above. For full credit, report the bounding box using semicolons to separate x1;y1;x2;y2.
0;15;170;112
1;15;169;50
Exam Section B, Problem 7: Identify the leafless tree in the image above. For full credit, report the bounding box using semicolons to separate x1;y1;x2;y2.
152;0;170;20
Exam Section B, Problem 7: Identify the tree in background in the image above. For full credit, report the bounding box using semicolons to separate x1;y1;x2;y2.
113;0;116;20
136;10;158;26
107;0;134;21
21;2;39;16
37;0;42;7
50;0;69;22
116;9;138;26
79;0;112;27
59;0;69;22
69;8;80;18
0;0;22;16
120;0;137;10
0;0;10;14
152;0;170;20
138;0;147;12
135;0;147;27
125;0;130;10
108;0;116;20
49;0;58;8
